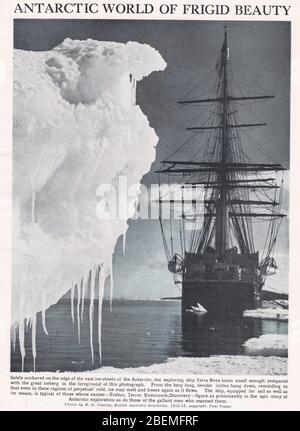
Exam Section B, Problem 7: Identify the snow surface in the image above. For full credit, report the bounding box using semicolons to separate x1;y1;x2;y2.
92;355;287;375
12;39;166;369
243;308;288;322
243;334;288;357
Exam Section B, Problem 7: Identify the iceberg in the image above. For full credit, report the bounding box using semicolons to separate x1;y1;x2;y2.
186;302;207;314
12;38;166;369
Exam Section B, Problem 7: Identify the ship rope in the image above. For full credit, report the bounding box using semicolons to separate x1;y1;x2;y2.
155;31;286;288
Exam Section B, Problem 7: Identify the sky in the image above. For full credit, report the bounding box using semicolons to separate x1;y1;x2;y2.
14;19;290;170
14;20;290;297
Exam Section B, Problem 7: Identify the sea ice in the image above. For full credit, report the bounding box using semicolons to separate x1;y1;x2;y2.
92;355;287;375
243;308;288;322
243;334;288;357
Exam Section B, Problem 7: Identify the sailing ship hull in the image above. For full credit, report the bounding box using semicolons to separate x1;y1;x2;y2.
182;280;261;313
158;28;285;315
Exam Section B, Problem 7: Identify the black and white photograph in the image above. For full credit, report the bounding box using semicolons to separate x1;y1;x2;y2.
11;19;289;375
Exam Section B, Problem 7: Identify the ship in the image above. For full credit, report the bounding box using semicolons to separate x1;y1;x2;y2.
156;27;286;313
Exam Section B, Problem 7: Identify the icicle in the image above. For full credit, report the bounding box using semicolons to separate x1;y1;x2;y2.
134;78;136;104
109;257;114;312
41;309;49;336
88;270;94;364
98;264;106;364
26;318;31;332
70;284;75;324
122;231;127;256
80;278;85;322
17;292;26;371
76;283;81;344
130;73;136;116
18;320;25;372
41;292;49;335
130;73;133;108
11;324;17;352
132;76;136;106
31;314;36;372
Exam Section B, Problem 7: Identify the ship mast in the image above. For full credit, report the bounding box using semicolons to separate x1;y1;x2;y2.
156;27;286;268
216;26;229;258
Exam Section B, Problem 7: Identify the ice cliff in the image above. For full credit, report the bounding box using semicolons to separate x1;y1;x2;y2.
12;38;166;370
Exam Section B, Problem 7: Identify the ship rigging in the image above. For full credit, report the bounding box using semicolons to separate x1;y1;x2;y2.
156;27;286;310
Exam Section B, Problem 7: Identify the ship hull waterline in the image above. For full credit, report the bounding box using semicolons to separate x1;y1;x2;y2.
182;280;262;314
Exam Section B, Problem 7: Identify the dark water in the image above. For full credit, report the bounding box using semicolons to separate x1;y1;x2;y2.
11;299;287;372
